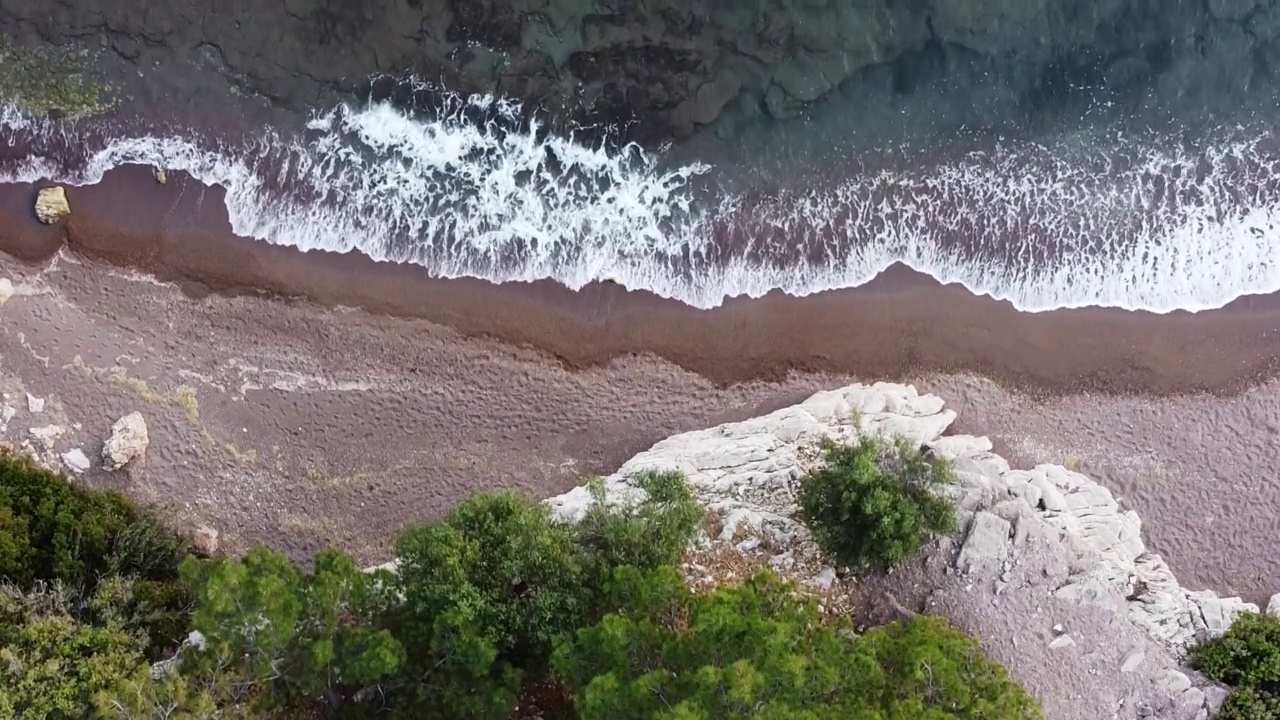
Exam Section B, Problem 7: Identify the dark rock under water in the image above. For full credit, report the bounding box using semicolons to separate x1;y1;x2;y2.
2;0;1278;167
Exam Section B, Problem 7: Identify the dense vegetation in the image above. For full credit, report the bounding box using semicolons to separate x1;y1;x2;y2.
1190;610;1280;719
0;439;1041;719
798;435;956;571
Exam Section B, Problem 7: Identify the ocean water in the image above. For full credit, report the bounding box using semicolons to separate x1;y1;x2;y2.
2;95;1279;313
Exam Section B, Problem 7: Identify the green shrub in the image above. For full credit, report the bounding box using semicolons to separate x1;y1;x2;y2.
553;566;1042;720
180;546;403;716
1189;612;1280;688
575;470;702;615
798;435;956;571
0;452;188;591
392;491;587;719
0;577;151;719
1215;684;1280;720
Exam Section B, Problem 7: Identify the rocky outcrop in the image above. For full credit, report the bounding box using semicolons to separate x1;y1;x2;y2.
102;411;148;470
33;186;69;224
4;0;1280;148
548;382;1257;719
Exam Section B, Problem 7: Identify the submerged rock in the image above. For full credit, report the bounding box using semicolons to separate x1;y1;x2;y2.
102;412;149;470
34;186;70;224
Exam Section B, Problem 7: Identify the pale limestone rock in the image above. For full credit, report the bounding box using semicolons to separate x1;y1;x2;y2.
0;278;13;307
61;448;90;474
1049;634;1076;649
956;512;1011;574
29;424;63;450
1268;592;1280;617
102;412;149;470
193;526;219;557
34;186;70;224
1118;647;1145;673
26;394;44;413
1154;669;1193;695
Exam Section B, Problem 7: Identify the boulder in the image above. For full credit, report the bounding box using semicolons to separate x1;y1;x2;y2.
26;394;44;413
0;278;13;307
192;525;219;557
102;412;149;470
1268;592;1280;617
34;186;70;224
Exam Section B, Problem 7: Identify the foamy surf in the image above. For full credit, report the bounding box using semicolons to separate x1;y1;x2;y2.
2;96;1279;313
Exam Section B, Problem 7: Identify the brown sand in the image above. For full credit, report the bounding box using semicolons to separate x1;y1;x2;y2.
0;169;1277;603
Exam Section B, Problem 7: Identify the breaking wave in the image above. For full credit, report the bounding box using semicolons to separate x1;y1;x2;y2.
2;95;1279;312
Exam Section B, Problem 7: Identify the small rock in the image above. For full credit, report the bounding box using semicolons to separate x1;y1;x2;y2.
153;167;167;184
1153;668;1192;695
1175;687;1205;716
1203;686;1229;713
60;448;91;474
1048;634;1075;649
735;537;761;553
0;278;13;306
1120;647;1145;672
1052;623;1064;633
102;412;149;470
29;424;64;449
26;394;44;413
811;566;837;591
192;525;219;557
34;186;71;224
1267;592;1280;617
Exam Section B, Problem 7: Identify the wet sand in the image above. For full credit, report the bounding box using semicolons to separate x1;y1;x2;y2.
0;169;1277;602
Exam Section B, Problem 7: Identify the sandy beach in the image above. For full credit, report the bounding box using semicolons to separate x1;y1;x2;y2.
1;170;1277;605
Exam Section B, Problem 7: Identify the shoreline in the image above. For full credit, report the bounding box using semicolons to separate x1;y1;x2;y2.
4;165;1280;397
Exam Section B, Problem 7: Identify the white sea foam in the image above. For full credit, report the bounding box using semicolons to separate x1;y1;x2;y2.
2;97;1279;312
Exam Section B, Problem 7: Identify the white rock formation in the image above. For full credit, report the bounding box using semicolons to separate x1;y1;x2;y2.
34;186;70;224
1269;593;1280;617
548;382;1255;649
102;412;149;471
0;277;13;307
26;394;44;413
546;382;1249;720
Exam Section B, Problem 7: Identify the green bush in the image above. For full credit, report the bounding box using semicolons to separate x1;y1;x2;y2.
1215;685;1280;720
392;491;587;719
1189;612;1280;688
575;470;702;615
798;435;956;571
553;566;1042;720
0;452;188;591
0;577;151;720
